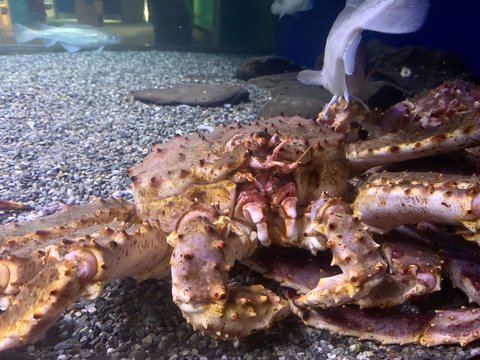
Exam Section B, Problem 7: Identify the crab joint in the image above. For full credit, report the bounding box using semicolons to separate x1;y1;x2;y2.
64;250;98;283
472;193;480;217
416;272;439;291
0;263;10;293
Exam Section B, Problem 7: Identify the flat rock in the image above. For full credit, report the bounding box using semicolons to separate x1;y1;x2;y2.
249;72;330;100
236;56;303;80
132;83;249;107
258;95;325;119
250;73;331;119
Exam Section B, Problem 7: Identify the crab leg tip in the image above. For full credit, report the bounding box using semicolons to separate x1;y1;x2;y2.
0;336;19;352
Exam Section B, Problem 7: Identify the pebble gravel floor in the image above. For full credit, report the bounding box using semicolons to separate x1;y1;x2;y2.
0;50;479;360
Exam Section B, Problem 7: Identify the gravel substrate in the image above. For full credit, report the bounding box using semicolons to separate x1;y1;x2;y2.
0;50;478;360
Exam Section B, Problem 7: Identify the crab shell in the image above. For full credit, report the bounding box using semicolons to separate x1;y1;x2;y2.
128;117;349;229
127;117;354;338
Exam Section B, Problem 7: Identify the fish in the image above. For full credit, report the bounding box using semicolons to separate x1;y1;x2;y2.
297;0;430;109
271;0;314;19
14;23;121;52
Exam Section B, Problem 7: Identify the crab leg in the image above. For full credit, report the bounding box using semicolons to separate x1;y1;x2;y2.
445;256;480;304
292;304;436;345
292;304;480;346
356;232;441;308
0;197;139;251
353;172;480;234
418;223;480;305
0;198;139;301
346;111;480;173
420;308;480;346
244;230;441;308
0;256;89;351
289;225;480;346
295;195;387;308
168;208;289;339
0;199;171;351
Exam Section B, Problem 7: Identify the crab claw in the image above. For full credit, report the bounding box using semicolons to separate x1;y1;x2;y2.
296;195;387;308
244;229;442;309
420;224;480;305
169;208;289;339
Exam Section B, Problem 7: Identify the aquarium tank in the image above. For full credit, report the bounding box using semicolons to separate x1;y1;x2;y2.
0;1;480;360
0;0;477;77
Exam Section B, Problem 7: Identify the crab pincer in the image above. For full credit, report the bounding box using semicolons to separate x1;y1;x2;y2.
296;194;387;308
168;208;289;339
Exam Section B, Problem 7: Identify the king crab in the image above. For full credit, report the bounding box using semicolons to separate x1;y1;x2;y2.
1;81;480;351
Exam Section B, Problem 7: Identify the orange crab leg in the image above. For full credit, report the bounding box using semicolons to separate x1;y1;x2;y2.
346;112;480;173
354;172;480;234
0;199;171;351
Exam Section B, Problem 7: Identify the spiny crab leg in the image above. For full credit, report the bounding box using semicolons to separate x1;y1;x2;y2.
0;198;138;301
244;229;442;309
353;172;480;235
288;224;480;346
0;198;138;251
0;198;171;351
356;231;441;308
292;304;436;345
295;194;387;308
279;225;479;347
168;208;289;339
346;111;480;173
380;80;480;131
291;304;480;346
0;254;90;351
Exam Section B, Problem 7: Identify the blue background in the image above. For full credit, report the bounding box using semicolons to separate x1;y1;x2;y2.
273;1;480;78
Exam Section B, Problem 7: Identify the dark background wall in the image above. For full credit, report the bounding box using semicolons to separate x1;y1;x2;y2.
273;0;480;78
